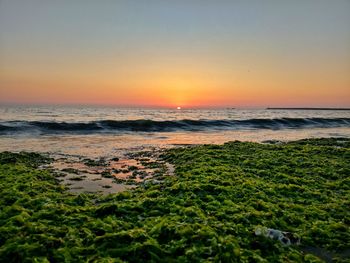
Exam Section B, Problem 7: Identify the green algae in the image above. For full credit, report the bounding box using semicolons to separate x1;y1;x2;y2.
0;151;52;168
101;171;113;179
83;158;109;167
0;139;349;262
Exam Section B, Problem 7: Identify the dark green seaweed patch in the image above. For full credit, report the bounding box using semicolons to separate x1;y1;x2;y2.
101;170;113;178
0;151;52;168
68;176;85;181
83;158;109;167
1;138;349;262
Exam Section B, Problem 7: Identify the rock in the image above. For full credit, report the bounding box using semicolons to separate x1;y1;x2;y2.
254;226;300;246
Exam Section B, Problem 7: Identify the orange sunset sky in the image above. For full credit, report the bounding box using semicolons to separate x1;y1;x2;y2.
0;1;349;108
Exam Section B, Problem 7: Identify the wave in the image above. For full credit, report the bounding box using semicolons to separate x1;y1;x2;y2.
0;118;349;135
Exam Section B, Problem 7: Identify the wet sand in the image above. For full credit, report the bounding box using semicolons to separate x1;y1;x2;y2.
42;148;175;194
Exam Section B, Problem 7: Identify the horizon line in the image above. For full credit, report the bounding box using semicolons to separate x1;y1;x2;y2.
1;102;350;110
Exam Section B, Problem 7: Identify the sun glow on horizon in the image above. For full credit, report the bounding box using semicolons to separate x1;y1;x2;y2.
0;1;349;107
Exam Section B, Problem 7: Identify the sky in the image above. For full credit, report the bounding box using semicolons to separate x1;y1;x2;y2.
0;0;349;108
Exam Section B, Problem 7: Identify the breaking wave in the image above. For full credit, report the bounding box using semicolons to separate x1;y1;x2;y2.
0;118;349;135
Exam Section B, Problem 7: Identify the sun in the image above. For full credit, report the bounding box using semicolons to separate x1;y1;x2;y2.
177;106;181;110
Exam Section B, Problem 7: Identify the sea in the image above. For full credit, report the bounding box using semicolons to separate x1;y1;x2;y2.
1;105;350;158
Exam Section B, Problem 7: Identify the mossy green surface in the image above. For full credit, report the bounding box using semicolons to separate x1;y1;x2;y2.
0;139;349;262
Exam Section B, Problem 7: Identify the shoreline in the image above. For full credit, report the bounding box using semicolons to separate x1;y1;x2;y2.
0;138;349;262
1;127;350;159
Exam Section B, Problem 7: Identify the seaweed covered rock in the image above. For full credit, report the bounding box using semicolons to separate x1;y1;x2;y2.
1;138;349;262
0;151;52;167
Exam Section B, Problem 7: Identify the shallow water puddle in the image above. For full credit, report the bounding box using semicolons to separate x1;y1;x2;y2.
47;149;174;194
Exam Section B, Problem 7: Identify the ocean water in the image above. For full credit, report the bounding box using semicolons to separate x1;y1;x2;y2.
0;105;350;157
